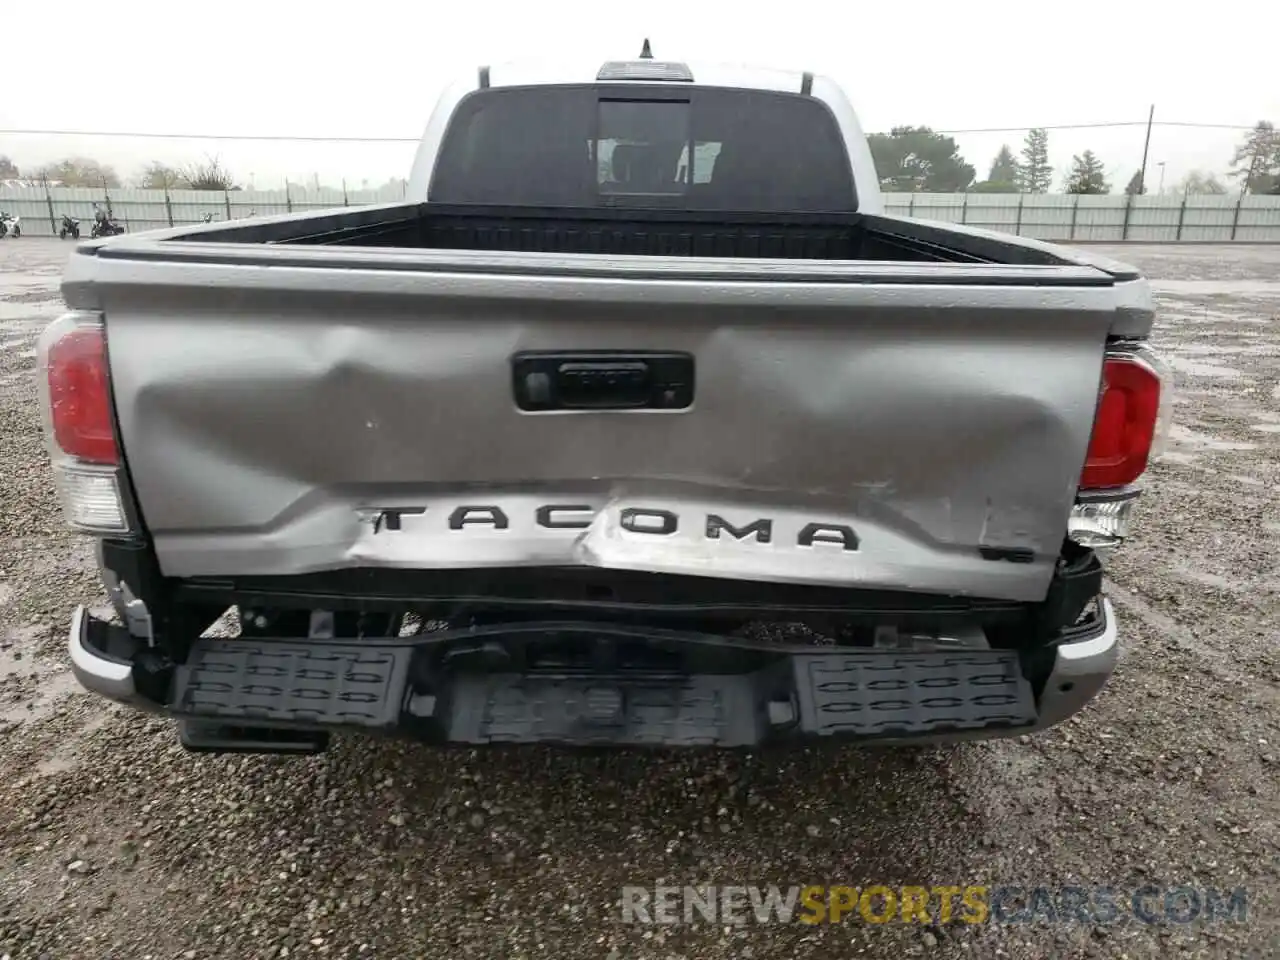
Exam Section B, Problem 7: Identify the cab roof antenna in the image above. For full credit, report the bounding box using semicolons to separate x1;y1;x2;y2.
639;38;653;59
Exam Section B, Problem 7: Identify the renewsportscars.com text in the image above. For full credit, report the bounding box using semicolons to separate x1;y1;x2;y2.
620;885;1248;926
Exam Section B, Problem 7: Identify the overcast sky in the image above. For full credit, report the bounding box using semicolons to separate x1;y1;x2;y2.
4;0;1277;192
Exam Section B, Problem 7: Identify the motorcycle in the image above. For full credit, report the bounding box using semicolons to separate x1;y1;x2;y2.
201;212;215;223
0;212;20;238
89;214;125;239
59;215;81;240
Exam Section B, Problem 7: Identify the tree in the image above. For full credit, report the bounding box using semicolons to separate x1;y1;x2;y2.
181;156;236;191
1228;121;1280;194
30;156;121;187
1065;151;1110;194
1125;170;1146;195
0;156;18;179
1173;171;1228;196
988;145;1019;185
866;126;975;192
136;162;182;190
969;145;1020;193
1018;128;1053;193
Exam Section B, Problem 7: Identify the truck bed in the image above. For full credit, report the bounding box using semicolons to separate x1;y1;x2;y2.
157;202;1137;272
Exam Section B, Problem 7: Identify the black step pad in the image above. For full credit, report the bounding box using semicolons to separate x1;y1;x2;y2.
794;650;1036;736
172;640;410;730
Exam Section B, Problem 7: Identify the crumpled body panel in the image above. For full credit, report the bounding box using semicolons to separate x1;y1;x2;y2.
87;249;1123;602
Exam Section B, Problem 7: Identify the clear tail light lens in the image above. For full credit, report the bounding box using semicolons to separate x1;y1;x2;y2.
1068;489;1140;549
53;465;128;532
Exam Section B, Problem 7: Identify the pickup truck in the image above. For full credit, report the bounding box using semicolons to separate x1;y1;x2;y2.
42;49;1169;754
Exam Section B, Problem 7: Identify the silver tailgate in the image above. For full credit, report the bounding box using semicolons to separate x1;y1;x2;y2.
70;244;1132;603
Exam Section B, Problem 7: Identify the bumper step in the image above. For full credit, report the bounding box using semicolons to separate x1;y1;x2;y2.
795;651;1036;736
162;636;1037;748
171;641;412;731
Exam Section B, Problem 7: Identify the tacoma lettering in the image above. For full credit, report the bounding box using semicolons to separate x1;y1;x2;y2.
448;506;510;530
798;523;859;551
367;503;857;550
619;508;678;536
536;505;594;529
705;514;772;544
369;506;426;534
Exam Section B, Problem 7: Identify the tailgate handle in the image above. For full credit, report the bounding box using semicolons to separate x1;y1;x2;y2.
513;352;694;412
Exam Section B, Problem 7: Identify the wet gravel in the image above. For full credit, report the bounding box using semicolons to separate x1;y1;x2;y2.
1;238;1278;959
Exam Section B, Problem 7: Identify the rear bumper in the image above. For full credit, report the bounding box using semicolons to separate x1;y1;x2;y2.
66;600;1119;747
69;606;137;702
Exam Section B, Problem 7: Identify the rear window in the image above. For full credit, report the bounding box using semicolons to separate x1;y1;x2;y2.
430;85;855;212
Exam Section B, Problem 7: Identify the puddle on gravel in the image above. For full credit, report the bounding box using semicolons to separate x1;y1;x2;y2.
1167;356;1244;379
0;673;83;724
31;711;114;778
1155;305;1243;325
32;752;75;777
1150;279;1280;297
1168;424;1258;452
0;650;38;681
0;300;61;322
1167;344;1254;356
0;644;83;725
1250;423;1280;434
1173;564;1241;592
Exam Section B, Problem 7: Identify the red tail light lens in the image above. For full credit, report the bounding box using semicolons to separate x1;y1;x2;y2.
1081;355;1161;489
47;325;118;465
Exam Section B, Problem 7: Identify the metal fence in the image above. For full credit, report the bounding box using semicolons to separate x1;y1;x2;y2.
0;184;408;236
881;192;1280;243
2;184;1280;242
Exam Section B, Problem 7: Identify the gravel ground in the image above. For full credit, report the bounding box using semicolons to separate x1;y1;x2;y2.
1;238;1278;959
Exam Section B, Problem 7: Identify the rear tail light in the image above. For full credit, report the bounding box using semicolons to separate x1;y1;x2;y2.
45;322;118;465
1070;345;1171;550
1080;350;1167;489
37;312;129;534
